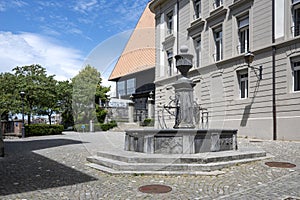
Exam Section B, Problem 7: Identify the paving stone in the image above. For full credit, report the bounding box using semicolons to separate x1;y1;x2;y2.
0;132;299;199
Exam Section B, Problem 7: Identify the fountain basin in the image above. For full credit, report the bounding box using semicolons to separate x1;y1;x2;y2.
125;129;238;154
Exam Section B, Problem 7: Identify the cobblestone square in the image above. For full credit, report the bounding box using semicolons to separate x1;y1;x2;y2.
1;132;299;199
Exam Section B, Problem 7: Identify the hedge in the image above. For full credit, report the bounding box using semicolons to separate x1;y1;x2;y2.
25;124;64;137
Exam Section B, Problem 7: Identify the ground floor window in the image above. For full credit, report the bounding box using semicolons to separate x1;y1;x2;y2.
293;61;300;91
238;70;248;99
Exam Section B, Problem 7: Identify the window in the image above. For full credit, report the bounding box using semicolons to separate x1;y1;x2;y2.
167;50;173;76
293;6;300;37
194;0;201;19
126;78;135;95
167;11;173;35
238;16;249;53
214;27;223;61
214;0;223;9
194;37;201;67
238;71;248;99
293;62;300;91
117;81;125;97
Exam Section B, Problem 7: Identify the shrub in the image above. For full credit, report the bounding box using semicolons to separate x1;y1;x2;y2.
142;118;154;126
25;124;64;137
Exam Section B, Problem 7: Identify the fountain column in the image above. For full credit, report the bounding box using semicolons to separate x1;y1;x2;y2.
173;46;195;129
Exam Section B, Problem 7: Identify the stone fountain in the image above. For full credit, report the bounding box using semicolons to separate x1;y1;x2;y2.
87;47;267;175
124;46;237;154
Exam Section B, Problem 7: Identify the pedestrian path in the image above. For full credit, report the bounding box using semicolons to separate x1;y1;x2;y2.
0;131;299;199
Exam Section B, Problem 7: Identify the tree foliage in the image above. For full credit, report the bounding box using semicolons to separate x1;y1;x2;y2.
0;64;109;130
72;65;110;124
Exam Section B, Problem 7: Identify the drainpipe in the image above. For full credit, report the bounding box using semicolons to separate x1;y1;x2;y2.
272;0;277;140
177;0;179;54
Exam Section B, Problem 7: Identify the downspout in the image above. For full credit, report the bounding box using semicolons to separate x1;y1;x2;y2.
177;0;179;53
272;0;277;140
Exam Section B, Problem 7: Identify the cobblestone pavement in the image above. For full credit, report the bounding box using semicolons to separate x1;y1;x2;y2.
0;131;299;200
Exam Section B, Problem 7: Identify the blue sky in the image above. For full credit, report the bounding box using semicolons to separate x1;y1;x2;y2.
0;0;149;82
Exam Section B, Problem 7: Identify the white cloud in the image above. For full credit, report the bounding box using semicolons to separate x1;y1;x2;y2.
73;0;102;14
0;31;84;81
0;0;27;12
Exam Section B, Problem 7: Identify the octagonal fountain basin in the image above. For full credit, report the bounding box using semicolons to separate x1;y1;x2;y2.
124;129;238;154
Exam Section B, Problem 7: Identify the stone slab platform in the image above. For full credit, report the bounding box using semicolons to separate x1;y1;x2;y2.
86;146;269;175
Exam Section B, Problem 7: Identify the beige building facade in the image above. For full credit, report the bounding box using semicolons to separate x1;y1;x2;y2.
150;0;300;140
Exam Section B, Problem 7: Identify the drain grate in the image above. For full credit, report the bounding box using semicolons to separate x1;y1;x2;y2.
138;184;172;194
265;162;296;168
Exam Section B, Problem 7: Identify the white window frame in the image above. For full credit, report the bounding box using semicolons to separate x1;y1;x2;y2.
194;36;201;67
214;27;223;61
194;0;201;20
214;0;223;9
292;2;300;37
117;81;125;97
238;71;248;99
238;16;249;54
293;61;300;91
126;78;136;95
166;11;173;35
167;50;173;76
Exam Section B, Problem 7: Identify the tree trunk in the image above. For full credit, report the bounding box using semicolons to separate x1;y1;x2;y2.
27;114;31;125
48;114;52;125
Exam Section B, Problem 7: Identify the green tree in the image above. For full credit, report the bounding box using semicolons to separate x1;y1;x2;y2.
72;65;110;124
95;79;110;123
13;64;56;124
57;80;74;128
36;75;59;125
0;72;17;156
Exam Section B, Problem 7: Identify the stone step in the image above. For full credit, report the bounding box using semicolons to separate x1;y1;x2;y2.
86;154;270;174
95;149;267;164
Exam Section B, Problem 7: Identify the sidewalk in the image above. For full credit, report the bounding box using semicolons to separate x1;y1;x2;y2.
0;131;299;199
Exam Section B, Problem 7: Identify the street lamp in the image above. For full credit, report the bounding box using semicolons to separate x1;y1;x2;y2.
244;51;262;80
20;91;25;138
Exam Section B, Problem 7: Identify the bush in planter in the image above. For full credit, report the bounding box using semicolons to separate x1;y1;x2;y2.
25;124;64;137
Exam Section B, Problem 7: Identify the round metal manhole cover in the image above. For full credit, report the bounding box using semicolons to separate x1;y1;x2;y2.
138;184;172;194
265;162;296;168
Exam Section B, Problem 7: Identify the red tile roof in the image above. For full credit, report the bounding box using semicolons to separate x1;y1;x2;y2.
109;3;155;81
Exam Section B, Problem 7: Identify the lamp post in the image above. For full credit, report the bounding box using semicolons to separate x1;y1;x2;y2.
20;91;25;138
244;51;262;80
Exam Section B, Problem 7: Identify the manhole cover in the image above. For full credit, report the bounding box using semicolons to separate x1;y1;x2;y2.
138;184;172;194
265;162;296;168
